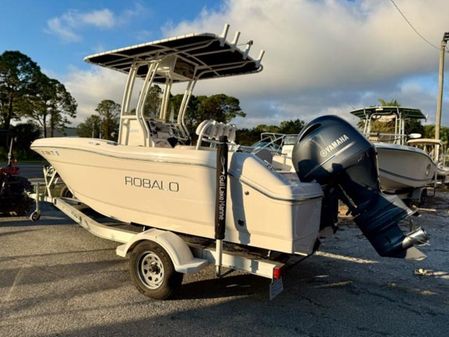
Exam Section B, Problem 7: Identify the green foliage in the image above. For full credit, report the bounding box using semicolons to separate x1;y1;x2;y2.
0;123;41;160
0;51;41;130
171;94;200;132
423;124;449;143
236;119;305;145
0;50;77;137
77;115;101;138
235;128;261;145
405;118;424;135
95;99;120;140
197;94;245;122
377;98;400;107
77;100;120;141
278;119;305;134
143;85;163;118
170;93;244;139
23;73;77;137
10;123;41;160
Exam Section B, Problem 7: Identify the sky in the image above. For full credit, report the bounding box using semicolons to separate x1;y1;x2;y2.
1;0;449;128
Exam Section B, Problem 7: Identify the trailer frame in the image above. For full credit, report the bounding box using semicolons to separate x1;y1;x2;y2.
29;168;291;300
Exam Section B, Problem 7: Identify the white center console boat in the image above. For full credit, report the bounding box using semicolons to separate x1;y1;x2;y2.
31;26;428;299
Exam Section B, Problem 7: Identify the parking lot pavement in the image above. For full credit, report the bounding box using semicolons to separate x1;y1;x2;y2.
1;194;449;337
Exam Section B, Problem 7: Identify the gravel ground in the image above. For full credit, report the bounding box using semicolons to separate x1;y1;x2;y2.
0;190;448;337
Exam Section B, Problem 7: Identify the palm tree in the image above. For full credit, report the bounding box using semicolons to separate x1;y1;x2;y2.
378;98;400;107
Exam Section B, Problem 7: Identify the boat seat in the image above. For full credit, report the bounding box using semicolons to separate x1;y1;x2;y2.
195;119;237;150
146;118;178;148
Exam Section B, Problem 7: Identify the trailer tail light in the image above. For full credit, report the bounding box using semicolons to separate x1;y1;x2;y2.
273;266;283;280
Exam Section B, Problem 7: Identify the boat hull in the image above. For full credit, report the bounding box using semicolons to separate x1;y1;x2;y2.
32;137;323;255
375;143;436;193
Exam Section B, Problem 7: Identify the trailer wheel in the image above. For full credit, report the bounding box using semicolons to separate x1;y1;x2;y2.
129;241;183;300
60;186;73;198
30;210;41;222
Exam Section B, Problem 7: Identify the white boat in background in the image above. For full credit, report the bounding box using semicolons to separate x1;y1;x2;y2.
374;142;436;191
407;138;449;184
350;106;436;197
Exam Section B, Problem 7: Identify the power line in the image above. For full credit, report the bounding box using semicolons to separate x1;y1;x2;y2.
389;0;445;52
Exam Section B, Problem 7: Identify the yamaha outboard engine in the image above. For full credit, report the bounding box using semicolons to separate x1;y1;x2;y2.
292;115;428;259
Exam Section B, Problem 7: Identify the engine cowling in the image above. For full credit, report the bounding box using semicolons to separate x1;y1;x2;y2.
292;115;427;259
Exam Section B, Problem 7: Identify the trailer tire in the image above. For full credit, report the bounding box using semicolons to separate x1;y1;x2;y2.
129;241;183;300
60;186;73;198
30;210;41;222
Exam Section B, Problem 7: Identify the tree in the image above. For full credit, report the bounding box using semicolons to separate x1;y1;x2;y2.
235;128;261;145
21;73;77;137
143;85;162;118
171;94;200;131
424;125;449;143
48;80;77;137
197;94;245;123
278;119;305;134
77;100;120;141
254;124;280;133
171;93;244;138
236;119;306;145
0;51;41;130
95;99;120;140
378;98;400;107
10;122;41;159
77;115;101;138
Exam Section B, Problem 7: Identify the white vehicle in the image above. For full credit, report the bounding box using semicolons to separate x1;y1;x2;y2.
31;26;428;299
350;106;437;199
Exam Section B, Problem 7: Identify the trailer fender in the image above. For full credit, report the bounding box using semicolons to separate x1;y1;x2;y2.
116;229;208;273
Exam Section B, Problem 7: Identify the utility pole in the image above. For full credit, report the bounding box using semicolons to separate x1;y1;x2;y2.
435;32;449;161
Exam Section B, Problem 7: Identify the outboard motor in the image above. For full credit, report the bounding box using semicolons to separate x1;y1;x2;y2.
292;115;428;260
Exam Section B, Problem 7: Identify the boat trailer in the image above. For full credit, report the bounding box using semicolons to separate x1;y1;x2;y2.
29;154;295;300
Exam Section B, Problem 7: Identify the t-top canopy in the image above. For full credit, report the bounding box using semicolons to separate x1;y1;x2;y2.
350;106;426;120
84;28;263;82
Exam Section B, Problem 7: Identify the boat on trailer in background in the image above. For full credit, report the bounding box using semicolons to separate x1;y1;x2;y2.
350;106;437;201
31;25;428;299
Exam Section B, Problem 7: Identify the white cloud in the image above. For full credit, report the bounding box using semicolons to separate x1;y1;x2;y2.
46;17;81;43
80;9;115;28
63;67;127;122
62;0;449;128
161;0;449;126
45;6;142;43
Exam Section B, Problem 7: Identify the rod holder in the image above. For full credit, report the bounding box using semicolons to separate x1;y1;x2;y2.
256;49;265;67
220;24;230;46
243;40;253;59
231;31;241;50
